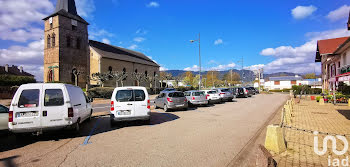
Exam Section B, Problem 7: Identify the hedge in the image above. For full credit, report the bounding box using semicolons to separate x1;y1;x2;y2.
0;75;36;86
87;87;114;99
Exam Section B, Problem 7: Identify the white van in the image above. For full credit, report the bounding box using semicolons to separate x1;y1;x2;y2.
110;87;151;125
8;83;93;134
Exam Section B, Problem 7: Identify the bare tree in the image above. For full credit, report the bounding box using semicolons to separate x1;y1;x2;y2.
132;72;145;86
112;71;128;87
91;72;111;87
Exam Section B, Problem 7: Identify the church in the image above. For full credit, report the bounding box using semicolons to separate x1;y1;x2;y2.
43;0;160;88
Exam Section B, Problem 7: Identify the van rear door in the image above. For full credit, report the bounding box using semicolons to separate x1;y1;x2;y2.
41;84;67;127
13;85;42;129
115;89;135;117
133;89;148;116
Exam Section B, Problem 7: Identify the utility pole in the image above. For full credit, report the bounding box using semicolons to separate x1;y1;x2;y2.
230;69;232;87
212;71;214;87
190;33;201;90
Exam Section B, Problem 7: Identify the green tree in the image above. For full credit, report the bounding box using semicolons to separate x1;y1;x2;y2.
183;71;195;87
206;71;220;87
223;71;241;86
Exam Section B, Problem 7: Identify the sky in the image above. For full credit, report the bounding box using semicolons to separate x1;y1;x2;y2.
1;0;350;81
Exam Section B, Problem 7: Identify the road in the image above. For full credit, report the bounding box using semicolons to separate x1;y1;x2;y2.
0;93;289;167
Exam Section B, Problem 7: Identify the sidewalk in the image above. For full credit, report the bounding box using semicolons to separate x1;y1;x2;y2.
272;98;350;167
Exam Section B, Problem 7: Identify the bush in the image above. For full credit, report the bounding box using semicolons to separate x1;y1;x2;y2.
292;85;321;95
87;87;114;99
0;75;36;86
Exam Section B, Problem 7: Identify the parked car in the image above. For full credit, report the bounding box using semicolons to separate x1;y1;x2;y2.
228;88;238;98
184;90;209;106
160;88;176;93
235;87;249;98
203;90;221;104
8;83;93;135
154;91;188;112
212;88;234;102
254;87;260;94
110;87;151;125
245;87;255;97
0;104;9;131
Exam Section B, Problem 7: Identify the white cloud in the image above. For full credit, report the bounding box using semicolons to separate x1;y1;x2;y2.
184;65;200;72
89;29;115;40
134;37;146;43
136;28;148;35
0;0;54;42
327;5;350;22
128;44;138;50
245;64;265;71
210;63;236;71
147;1;160;8
160;66;168;71
0;39;44;80
75;0;96;18
102;38;111;44
259;28;350;74
291;5;317;19
214;39;223;45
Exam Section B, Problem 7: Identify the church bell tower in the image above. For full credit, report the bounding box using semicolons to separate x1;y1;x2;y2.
43;0;90;87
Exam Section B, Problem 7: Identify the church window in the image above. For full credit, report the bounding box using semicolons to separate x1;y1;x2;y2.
123;68;127;81
52;33;56;47
72;25;77;31
76;38;81;49
108;66;113;73
135;69;138;73
47;35;51;48
67;36;71;48
145;71;148;76
50;23;53;29
71;68;77;84
48;69;53;82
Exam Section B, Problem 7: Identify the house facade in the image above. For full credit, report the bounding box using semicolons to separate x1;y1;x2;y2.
264;76;307;90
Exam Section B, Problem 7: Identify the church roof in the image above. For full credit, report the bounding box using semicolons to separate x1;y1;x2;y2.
43;0;88;25
89;40;160;67
55;0;77;15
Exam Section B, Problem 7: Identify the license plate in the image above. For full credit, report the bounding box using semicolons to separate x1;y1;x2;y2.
16;112;38;118
118;111;131;115
176;104;184;107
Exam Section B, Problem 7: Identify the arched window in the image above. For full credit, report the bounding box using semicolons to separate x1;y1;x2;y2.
108;66;113;73
123;68;127;80
76;37;81;49
66;36;71;48
52;33;56;47
154;72;156;76
48;69;53;82
145;71;148;76
135;69;138;73
47;35;51;48
71;68;77;84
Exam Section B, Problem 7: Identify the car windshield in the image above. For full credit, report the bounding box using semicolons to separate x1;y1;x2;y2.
168;92;185;97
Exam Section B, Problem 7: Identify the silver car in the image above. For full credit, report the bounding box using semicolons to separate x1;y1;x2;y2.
154;91;188;112
184;90;209;106
0;104;9;131
212;88;234;102
203;90;221;104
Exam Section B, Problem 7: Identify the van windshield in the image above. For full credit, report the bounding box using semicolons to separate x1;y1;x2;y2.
18;89;40;108
168;92;185;97
116;90;134;102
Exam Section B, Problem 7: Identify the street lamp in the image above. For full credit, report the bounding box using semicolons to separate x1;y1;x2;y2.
190;33;201;90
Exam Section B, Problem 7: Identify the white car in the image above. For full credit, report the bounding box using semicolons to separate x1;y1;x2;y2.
212;88;234;102
110;87;151;125
203;90;221;104
8;83;93;135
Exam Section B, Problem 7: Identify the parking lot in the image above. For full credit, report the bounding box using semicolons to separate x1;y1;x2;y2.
0;93;289;167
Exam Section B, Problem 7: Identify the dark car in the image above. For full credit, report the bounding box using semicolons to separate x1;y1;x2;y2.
236;87;249;98
245;87;255;96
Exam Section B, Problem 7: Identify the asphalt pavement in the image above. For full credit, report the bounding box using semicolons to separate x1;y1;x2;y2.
0;93;289;167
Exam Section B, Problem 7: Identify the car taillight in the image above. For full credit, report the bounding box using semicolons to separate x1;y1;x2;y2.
246;90;248;93
147;99;150;109
68;107;74;117
206;94;209;99
220;93;225;95
167;98;173;102
192;97;195;100
9;111;13;122
111;101;114;111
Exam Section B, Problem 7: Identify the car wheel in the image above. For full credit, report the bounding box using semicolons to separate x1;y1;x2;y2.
164;104;169;112
183;107;188;111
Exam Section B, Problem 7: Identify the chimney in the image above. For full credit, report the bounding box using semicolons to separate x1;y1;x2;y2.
20;66;23;73
5;64;8;72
